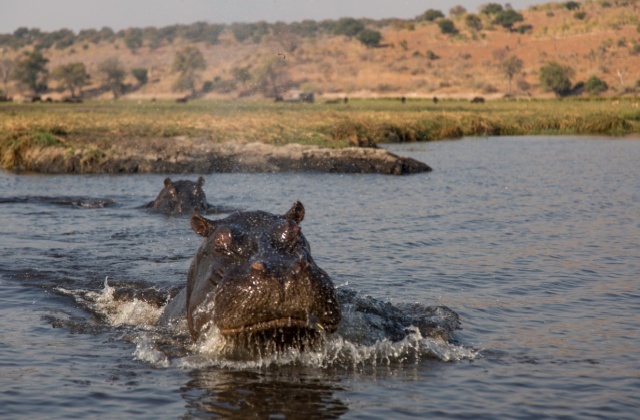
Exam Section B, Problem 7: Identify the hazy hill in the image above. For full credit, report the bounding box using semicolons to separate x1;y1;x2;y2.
1;0;639;100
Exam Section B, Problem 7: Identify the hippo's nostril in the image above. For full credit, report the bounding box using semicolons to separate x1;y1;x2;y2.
292;260;309;275
251;261;267;274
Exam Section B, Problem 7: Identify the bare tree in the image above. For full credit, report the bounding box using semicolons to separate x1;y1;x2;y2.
13;50;49;95
272;22;301;54
0;59;14;95
52;62;90;97
500;55;523;95
98;58;126;99
172;46;207;95
253;56;290;99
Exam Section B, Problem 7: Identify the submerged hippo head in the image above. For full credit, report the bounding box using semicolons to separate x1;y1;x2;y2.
185;201;341;348
146;177;210;214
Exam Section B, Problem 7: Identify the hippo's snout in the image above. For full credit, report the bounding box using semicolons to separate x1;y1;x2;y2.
212;253;340;336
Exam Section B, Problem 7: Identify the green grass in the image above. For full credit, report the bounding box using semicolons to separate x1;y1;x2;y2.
1;98;639;170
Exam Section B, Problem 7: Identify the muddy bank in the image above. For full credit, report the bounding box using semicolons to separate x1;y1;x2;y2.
21;137;431;175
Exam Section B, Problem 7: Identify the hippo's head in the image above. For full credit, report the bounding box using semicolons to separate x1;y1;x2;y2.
147;177;209;214
185;201;341;350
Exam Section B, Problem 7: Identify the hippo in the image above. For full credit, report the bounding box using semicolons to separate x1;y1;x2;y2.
159;201;341;354
145;176;211;215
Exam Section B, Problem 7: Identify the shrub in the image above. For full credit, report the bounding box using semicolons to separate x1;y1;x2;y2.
585;76;608;94
466;14;483;31
449;5;467;17
422;9;445;22
539;61;575;96
493;10;525;31
202;80;214;93
131;68;148;85
481;3;504;15
564;1;580;10
333;18;365;38
574;11;587;20
356;29;382;48
517;24;534;34
438;19;458;35
124;29;143;52
426;50;440;60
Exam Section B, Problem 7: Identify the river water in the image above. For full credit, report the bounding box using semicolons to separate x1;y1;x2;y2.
1;136;638;418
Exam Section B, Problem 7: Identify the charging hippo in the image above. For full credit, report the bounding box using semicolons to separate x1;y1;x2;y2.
159;201;341;352
145;177;211;215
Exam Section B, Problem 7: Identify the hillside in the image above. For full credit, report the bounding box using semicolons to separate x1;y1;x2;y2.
1;0;640;101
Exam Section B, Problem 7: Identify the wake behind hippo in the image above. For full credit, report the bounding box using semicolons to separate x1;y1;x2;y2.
145;176;211;215
159;201;341;356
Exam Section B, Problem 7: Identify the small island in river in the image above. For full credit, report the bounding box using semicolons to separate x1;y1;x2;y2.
20;137;431;175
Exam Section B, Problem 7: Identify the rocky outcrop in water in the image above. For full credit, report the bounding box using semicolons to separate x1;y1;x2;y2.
21;138;431;175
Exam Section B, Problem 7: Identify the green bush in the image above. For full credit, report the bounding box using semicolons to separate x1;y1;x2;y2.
480;3;503;15
585;76;608;94
564;1;580;10
438;19;458;35
131;68;148;85
422;9;445;22
333;18;365;38
493;10;524;31
426;50;440;60
539;61;575;96
465;14;483;31
517;24;534;34
202;81;214;93
356;29;382;48
574;11;587;20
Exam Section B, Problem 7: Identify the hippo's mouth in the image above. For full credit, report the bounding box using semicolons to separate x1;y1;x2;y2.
218;316;338;336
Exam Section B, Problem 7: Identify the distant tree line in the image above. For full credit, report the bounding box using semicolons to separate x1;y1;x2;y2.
0;3;626;101
0;18;389;53
0;3;534;54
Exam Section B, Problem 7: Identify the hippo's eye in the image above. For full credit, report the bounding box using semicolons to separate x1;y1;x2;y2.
213;227;233;254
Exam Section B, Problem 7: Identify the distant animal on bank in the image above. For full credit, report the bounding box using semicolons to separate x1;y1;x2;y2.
145;177;212;215
470;96;485;103
433;96;439;104
176;96;189;103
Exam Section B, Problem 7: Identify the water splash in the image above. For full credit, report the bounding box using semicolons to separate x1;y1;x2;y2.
56;280;477;369
55;277;166;329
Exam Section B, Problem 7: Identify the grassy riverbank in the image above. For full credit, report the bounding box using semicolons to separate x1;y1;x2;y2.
1;98;639;170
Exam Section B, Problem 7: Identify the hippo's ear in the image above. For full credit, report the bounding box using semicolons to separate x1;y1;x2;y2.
191;214;216;237
197;176;205;187
284;200;305;224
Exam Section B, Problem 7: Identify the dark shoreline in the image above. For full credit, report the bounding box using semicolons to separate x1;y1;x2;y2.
15;139;431;176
